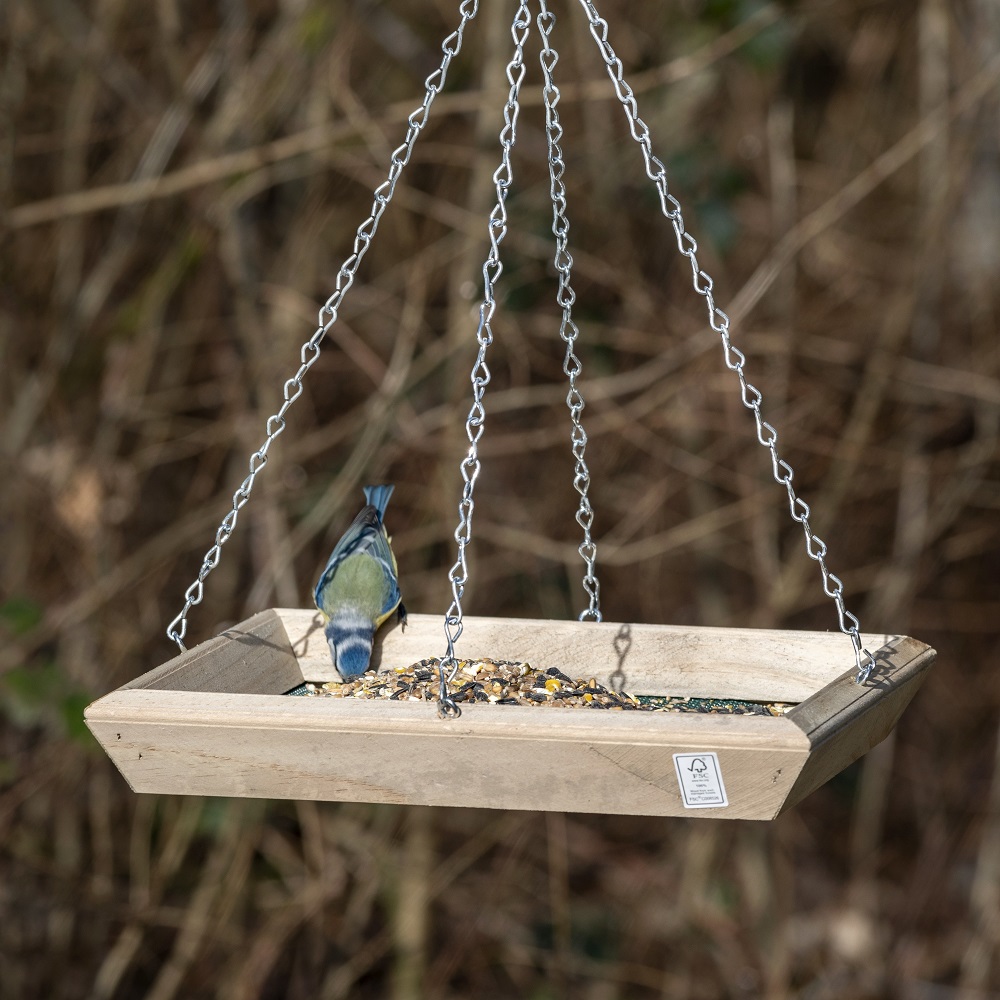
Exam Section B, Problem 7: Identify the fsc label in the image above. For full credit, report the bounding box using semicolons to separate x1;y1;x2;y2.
673;752;728;808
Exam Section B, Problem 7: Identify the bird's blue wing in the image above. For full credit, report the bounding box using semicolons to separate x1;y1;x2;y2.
368;524;402;624
313;505;381;609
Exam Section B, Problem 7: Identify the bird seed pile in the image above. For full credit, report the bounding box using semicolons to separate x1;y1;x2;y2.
290;657;794;716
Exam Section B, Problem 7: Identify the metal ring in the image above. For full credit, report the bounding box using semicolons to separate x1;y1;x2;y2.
437;697;462;719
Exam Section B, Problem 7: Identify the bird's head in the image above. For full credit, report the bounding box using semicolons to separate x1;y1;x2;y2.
324;617;375;680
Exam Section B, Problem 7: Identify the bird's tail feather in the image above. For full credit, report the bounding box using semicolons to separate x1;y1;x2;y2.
363;484;394;519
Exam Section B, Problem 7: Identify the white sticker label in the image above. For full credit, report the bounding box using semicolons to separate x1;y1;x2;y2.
673;752;729;809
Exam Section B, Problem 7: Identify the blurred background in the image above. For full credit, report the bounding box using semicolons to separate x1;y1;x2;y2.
2;0;1000;996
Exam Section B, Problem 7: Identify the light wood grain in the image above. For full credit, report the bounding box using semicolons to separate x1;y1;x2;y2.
782;636;936;811
277;608;899;702
84;609;935;820
123;609;301;694
85;691;809;819
87;689;807;746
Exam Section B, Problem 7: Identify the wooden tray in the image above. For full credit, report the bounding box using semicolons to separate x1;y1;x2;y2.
84;610;935;820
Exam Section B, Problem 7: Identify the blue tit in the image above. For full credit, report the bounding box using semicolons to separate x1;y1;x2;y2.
314;484;406;680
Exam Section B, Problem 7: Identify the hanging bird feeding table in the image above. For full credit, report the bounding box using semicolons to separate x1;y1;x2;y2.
85;610;932;819
85;0;935;820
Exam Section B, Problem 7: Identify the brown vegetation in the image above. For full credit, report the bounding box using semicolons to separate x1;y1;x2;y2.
2;0;999;996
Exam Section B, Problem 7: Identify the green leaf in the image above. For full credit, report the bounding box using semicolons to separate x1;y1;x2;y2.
60;692;96;746
1;661;95;744
0;597;43;636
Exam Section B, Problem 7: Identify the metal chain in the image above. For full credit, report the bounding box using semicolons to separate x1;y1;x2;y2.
165;0;481;652
439;0;532;717
576;0;877;684
537;0;602;623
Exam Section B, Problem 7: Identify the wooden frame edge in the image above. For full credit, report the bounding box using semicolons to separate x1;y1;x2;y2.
780;637;936;811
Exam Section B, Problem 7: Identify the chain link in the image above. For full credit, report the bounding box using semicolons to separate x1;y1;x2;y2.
576;0;876;684
439;1;532;717
165;0;481;652
537;0;602;623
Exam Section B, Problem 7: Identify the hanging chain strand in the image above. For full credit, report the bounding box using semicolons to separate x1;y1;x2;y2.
576;0;877;684
165;0;481;652
439;1;532;717
537;1;601;622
